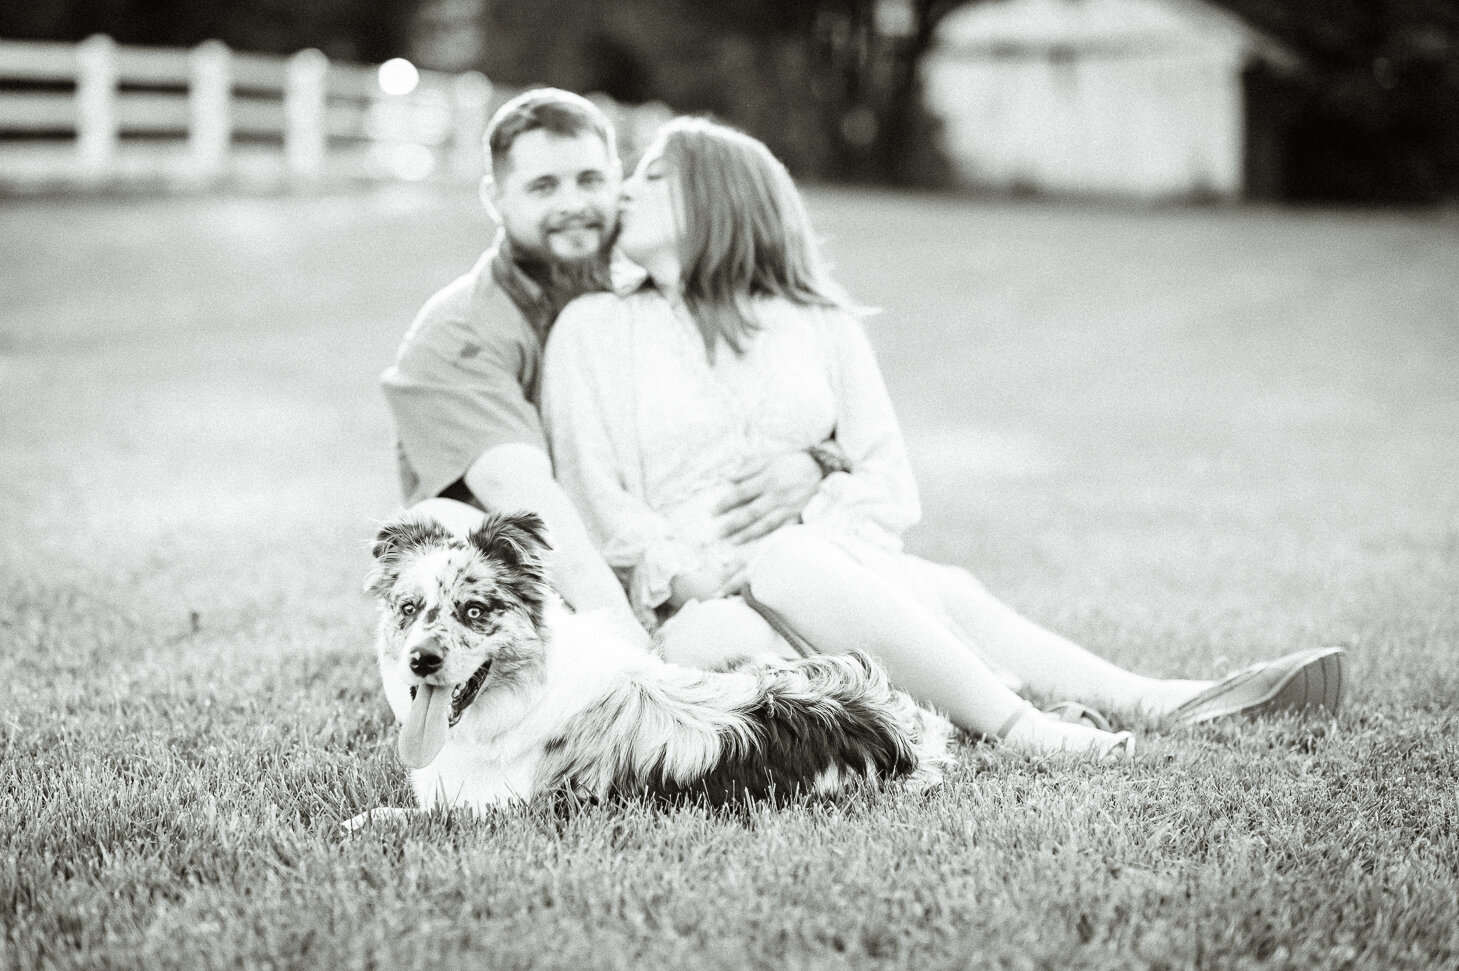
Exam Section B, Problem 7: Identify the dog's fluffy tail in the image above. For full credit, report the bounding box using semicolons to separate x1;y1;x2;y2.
780;651;953;795
543;650;953;805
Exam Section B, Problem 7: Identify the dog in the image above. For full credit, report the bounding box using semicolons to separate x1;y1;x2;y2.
345;510;952;828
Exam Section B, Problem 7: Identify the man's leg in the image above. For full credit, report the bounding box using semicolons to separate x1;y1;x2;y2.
404;496;489;535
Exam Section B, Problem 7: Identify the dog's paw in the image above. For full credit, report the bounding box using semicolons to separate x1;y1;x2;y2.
341;807;420;833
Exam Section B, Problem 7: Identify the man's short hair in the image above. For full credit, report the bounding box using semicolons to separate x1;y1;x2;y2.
484;88;616;176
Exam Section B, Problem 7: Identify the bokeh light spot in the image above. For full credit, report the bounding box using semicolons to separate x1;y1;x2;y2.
378;58;420;96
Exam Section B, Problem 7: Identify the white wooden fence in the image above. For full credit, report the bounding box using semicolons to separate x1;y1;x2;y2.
0;35;672;191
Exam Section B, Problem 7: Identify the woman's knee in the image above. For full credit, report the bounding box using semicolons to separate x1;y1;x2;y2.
745;525;843;607
930;561;995;605
657;598;794;669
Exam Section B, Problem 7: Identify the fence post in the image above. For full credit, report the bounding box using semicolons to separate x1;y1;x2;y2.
451;71;492;178
189;39;231;182
75;34;117;179
285;48;328;183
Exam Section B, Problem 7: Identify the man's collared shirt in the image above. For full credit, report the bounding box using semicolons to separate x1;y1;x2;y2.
382;231;646;506
381;233;559;506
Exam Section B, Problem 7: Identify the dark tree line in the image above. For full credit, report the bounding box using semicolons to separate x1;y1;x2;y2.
0;0;423;64
1224;0;1459;201
4;0;1456;200
454;0;964;184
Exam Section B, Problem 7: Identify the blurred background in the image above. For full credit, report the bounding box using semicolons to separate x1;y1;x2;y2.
2;0;1457;202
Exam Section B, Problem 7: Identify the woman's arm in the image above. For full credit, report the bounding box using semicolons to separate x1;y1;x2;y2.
801;310;922;539
541;300;703;623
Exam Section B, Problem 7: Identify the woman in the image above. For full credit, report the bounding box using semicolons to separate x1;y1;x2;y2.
541;117;1341;758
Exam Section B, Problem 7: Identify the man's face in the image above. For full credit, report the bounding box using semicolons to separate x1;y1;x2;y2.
489;129;620;265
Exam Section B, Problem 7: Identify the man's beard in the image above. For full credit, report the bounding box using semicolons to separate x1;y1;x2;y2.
513;221;618;315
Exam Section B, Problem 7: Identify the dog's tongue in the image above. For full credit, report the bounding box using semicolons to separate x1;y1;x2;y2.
398;684;450;768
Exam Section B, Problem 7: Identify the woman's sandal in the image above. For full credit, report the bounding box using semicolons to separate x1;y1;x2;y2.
993;705;1135;762
1097;731;1136;762
1042;700;1114;732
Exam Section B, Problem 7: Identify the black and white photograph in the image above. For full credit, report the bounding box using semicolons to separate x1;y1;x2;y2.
2;0;1457;967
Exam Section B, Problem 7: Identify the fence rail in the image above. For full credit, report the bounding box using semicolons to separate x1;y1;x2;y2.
0;35;671;191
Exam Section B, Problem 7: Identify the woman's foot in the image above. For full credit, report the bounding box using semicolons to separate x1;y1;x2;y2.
1120;677;1217;722
997;707;1135;762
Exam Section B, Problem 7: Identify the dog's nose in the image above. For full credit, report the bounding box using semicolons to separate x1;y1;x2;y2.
409;647;443;676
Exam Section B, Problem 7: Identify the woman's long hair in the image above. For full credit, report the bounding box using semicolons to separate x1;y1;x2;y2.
658;117;860;358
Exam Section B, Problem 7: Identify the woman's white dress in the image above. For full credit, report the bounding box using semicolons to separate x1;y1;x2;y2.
542;286;934;631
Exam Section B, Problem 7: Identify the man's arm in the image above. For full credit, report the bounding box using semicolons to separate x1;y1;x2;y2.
464;442;639;625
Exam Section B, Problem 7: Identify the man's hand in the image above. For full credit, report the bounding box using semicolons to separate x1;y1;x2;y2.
712;451;822;546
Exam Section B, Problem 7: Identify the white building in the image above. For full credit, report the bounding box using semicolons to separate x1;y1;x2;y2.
921;0;1296;200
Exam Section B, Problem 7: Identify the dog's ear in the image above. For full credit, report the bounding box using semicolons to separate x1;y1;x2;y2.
467;511;552;573
364;516;455;597
468;512;553;625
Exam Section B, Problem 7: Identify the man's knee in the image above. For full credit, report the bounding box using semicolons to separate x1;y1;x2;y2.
405;497;487;536
657;598;795;670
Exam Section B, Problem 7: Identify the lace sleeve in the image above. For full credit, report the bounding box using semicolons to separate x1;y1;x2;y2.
800;311;922;543
542;298;700;626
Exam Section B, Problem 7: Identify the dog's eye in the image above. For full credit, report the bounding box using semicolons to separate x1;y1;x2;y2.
463;602;487;621
399;602;418;617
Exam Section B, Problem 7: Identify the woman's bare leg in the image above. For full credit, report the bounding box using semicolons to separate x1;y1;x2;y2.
929;566;1211;718
745;529;1129;755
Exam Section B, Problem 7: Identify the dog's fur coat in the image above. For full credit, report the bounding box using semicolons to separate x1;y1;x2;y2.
355;511;952;819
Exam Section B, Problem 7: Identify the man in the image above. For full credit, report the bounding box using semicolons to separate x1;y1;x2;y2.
381;88;828;644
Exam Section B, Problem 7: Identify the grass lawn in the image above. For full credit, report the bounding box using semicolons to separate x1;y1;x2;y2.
2;186;1457;970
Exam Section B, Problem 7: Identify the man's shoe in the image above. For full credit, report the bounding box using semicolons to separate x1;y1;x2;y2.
1170;646;1345;728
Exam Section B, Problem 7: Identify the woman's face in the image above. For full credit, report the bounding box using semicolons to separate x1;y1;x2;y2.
617;143;682;273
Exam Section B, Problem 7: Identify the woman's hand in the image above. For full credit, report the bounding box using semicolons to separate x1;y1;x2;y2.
712;451;821;545
668;559;750;609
